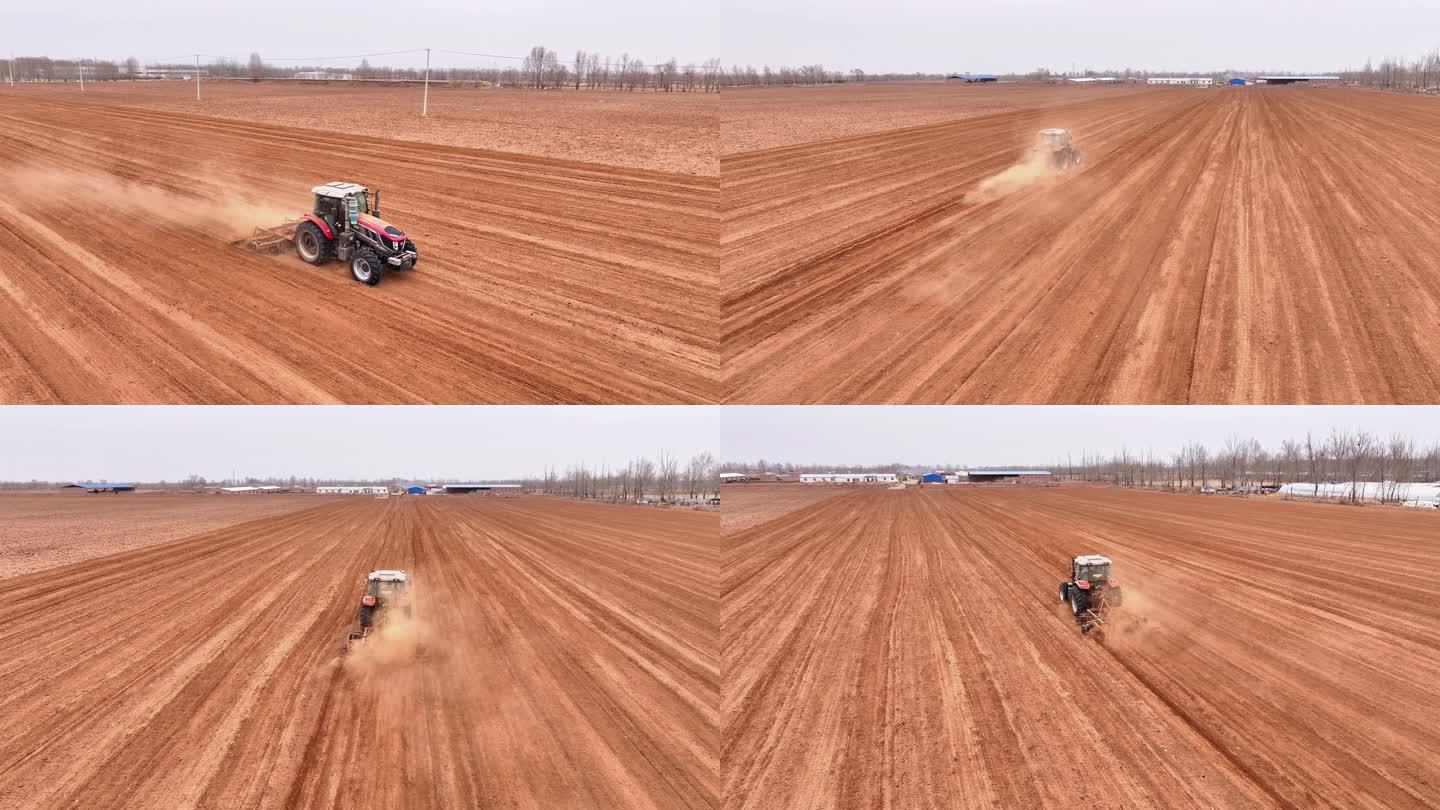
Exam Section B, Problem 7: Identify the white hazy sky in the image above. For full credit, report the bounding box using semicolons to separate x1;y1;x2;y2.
722;407;1440;467
0;407;718;481
12;1;1431;74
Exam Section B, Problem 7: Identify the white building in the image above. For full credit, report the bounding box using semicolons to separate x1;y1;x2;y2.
316;486;390;495
294;71;354;81
799;473;899;484
720;472;751;483
1148;77;1215;85
1278;481;1440;506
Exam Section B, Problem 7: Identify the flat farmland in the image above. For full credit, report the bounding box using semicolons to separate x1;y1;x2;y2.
723;485;1440;808
0;492;321;576
0;84;716;404
723;84;1440;403
0;496;720;808
718;482;851;533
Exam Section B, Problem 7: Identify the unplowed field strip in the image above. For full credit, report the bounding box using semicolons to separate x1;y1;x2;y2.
0;497;719;808
722;87;1440;403
723;486;1440;808
0;96;717;403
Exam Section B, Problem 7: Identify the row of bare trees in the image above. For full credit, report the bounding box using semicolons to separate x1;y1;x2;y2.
534;451;718;504
1057;430;1440;502
0;51;724;92
1342;52;1440;91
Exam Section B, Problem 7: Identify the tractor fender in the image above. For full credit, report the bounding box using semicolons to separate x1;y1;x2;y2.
1074;579;1091;590
303;213;334;240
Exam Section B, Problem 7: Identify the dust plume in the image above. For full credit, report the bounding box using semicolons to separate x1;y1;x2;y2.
1;165;293;241
965;149;1059;204
344;612;434;675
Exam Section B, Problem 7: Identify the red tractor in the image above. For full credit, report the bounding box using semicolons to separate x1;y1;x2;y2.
241;182;419;286
1058;554;1123;637
1034;128;1082;173
346;568;413;649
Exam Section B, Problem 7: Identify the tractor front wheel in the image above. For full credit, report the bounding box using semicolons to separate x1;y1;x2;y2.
295;221;330;265
350;248;383;286
1058;582;1069;603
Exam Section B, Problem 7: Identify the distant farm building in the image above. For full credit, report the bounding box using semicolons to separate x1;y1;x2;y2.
219;485;290;494
1228;77;1248;86
799;473;899;484
1258;75;1340;85
947;74;997;82
953;470;1052;484
293;71;354;81
405;485;426;495
316;486;389;495
1068;77;1119;83
442;483;523;494
720;472;751;483
1148;77;1215;86
921;472;945;483
63;481;135;493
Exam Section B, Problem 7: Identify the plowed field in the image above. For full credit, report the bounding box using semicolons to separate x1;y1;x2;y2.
0;90;716;404
0;496;719;808
723;86;1440;403
723;485;1440;808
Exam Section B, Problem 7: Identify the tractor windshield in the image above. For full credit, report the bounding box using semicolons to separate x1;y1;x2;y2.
1077;562;1111;582
348;192;369;215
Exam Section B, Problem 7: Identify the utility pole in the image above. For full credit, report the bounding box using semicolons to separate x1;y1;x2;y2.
422;48;430;116
78;58;85;91
7;53;14;87
195;54;201;100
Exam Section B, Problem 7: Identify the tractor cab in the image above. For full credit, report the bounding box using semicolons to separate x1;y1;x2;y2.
1070;554;1111;584
1037;128;1072;151
365;569;409;599
312;181;381;233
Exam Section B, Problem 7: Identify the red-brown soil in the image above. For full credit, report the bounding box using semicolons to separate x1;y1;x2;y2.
718;482;853;533
0;492;320;576
724;485;1440;807
723;85;1440;403
9;80;716;176
0;89;716;403
0;496;719;808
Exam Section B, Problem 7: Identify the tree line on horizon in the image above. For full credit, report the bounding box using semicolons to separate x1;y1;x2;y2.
0;50;724;93
534;451;718;503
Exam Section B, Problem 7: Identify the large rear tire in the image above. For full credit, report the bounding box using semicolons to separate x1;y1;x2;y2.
295;221;329;266
359;604;374;628
350;248;382;286
1069;587;1090;617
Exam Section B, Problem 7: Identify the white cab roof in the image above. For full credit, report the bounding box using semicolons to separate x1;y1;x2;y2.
313;181;367;198
367;569;408;581
1074;554;1111;566
1039;128;1069;136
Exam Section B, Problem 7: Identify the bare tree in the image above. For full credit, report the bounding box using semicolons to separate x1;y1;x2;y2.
248;52;264;82
656;449;678;502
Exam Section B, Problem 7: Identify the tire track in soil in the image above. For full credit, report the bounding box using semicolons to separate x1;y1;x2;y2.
0;496;719;808
0;96;717;404
724;485;1440;808
723;87;1440;403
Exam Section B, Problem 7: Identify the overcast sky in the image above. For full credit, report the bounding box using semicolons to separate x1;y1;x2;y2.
12;1;1432;74
722;407;1440;467
0;407;717;482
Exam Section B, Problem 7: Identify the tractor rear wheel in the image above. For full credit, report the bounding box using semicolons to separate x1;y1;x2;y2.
350;247;383;286
1069;588;1090;617
295;221;329;265
359;604;374;628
